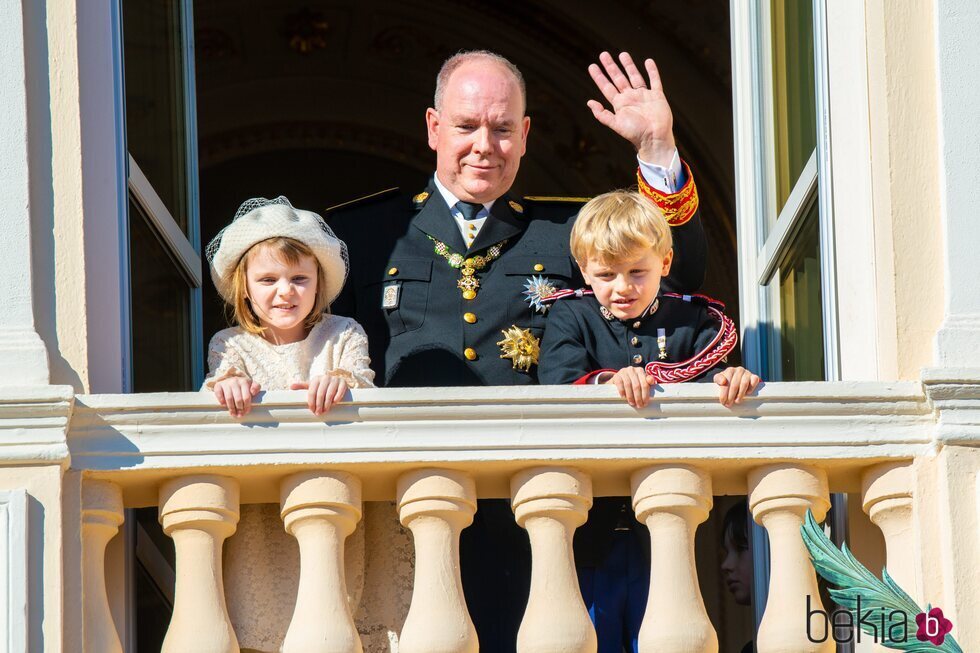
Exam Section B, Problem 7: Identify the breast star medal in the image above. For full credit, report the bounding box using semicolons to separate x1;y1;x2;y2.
497;325;540;372
522;275;558;314
429;236;507;300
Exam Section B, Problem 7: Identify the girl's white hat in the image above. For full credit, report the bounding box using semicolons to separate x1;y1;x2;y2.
206;196;349;305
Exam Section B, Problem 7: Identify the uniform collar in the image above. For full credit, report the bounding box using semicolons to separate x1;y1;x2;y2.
419;174;525;254
598;296;661;323
468;193;525;252
431;173;498;215
412;178;468;252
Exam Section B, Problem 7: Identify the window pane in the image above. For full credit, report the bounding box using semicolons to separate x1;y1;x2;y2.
129;197;192;392
777;200;824;380
770;0;816;219
123;0;188;233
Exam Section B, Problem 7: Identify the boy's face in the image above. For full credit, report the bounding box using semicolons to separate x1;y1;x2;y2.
579;248;673;320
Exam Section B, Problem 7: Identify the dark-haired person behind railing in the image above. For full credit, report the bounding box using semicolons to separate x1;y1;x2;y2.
721;500;755;653
329;49;709;652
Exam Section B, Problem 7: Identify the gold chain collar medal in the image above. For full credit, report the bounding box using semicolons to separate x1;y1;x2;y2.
428;236;508;300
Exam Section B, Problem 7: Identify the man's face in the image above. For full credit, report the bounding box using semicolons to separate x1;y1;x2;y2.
426;61;530;203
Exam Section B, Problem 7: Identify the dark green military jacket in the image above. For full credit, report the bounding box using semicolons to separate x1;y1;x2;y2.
328;178;706;387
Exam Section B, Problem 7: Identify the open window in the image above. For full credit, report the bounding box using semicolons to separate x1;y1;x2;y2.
123;0;203;392
732;0;838;383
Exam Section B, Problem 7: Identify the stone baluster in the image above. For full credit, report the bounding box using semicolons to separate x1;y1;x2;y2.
397;469;478;653
511;467;596;653
81;479;125;653
748;464;833;653
862;462;917;597
631;465;717;653
159;475;240;653
280;471;363;653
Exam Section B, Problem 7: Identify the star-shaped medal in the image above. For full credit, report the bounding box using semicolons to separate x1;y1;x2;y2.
522;275;558;314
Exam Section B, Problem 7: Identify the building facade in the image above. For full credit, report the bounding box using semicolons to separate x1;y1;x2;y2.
1;0;979;651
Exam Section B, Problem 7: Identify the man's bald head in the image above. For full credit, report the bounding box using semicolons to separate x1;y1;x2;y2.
434;50;526;114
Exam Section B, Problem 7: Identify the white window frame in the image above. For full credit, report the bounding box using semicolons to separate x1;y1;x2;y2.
120;0;204;390
732;0;839;383
731;0;847;632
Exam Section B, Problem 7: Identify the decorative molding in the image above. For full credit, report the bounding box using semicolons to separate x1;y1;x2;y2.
67;382;940;501
0;387;73;467
921;367;980;445
0;489;29;653
285;8;330;55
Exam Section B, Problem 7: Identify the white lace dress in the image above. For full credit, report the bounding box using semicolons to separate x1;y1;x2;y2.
203;313;375;390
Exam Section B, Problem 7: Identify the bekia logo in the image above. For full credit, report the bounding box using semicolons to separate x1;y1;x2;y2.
805;595;954;646
801;511;962;651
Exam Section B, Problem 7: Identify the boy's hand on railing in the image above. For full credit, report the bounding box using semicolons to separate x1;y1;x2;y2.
713;367;761;408
606;366;656;408
213;377;261;418
291;375;349;416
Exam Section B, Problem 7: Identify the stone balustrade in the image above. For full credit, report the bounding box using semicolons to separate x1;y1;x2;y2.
60;381;976;652
76;458;926;653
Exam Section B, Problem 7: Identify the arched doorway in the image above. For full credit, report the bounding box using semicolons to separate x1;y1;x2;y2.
194;0;738;342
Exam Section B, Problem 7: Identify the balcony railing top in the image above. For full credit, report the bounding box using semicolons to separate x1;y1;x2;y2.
5;373;980;505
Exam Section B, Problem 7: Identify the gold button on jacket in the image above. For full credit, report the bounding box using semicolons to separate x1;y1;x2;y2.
463;312;477;324
464;347;478;360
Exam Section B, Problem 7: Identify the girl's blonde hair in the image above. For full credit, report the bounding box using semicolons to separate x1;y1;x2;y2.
570;190;672;265
228;237;330;335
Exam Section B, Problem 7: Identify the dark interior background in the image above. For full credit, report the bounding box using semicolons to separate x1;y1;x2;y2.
194;0;738;347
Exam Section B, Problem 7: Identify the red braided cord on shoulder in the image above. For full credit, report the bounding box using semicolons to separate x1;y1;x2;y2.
644;295;737;384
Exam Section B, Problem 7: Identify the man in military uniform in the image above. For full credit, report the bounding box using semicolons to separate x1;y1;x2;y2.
329;50;705;388
328;50;708;652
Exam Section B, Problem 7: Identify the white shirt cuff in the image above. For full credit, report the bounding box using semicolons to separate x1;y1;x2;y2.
637;149;685;194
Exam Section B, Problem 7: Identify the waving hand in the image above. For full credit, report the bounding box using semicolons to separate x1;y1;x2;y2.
588;51;676;166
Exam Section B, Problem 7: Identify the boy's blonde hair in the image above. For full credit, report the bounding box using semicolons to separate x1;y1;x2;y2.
229;237;329;335
571;191;673;266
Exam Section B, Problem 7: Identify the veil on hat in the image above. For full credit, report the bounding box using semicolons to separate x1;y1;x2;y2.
205;196;350;306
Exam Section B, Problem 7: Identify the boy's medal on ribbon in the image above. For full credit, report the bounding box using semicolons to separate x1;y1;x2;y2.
657;328;668;360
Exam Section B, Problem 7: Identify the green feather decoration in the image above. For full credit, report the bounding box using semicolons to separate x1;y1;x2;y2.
801;510;962;651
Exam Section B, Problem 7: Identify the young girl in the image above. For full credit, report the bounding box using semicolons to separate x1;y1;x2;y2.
204;196;374;416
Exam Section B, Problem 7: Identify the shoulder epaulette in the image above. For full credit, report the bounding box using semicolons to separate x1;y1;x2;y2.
523;195;592;203
325;187;399;214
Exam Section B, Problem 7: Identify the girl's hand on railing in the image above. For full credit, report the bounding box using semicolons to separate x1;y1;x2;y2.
291;375;349;416
213;376;261;418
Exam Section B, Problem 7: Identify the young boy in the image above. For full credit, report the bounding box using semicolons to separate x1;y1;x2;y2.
538;190;758;406
537;190;760;653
